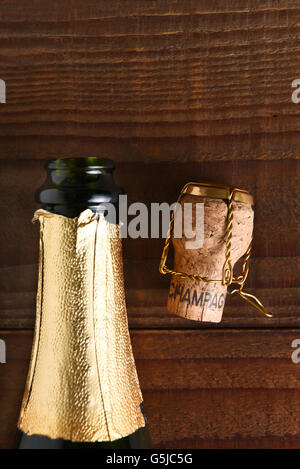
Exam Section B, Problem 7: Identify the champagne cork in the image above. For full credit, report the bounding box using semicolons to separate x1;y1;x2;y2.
167;194;254;323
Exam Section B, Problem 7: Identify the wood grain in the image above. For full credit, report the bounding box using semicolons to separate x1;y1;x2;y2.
0;260;298;329
1;329;300;449
0;0;299;451
0;159;298;267
0;1;300;159
0;158;298;328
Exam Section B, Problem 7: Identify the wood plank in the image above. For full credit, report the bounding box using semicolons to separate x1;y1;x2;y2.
0;256;298;293
131;329;300;360
0;159;298;265
126;287;300;329
0;158;298;328
1;0;300;21
157;436;300;449
0;258;299;328
145;389;300;448
0;134;300;162
0;2;300;158
0;329;300;449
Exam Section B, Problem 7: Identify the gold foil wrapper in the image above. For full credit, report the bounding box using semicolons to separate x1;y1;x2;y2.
18;209;145;442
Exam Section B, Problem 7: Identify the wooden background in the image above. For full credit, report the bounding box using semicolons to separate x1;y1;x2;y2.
0;0;299;449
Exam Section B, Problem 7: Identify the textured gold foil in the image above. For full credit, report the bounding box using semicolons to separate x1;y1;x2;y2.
18;209;145;442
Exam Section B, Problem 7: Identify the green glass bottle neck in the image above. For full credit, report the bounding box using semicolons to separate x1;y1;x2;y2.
36;157;124;218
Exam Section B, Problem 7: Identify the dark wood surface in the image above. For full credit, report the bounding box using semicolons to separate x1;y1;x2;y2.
0;0;299;449
0;0;300;162
0;1;300;160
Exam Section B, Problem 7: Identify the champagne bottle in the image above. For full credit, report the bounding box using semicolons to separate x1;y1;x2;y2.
17;157;151;449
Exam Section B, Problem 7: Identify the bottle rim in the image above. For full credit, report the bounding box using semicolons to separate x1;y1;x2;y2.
47;157;115;170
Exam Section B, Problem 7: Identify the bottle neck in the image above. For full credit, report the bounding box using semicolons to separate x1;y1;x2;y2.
36;157;124;218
